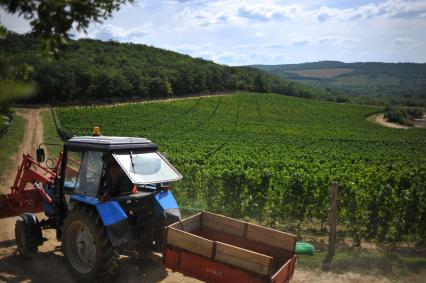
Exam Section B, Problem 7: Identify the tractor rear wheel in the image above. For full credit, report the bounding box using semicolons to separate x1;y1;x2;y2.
62;205;119;281
15;213;43;259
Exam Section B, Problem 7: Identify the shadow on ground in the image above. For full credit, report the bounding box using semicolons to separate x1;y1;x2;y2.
0;240;169;283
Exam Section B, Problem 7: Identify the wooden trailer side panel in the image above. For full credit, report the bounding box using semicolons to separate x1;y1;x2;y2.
166;227;213;258
202;211;245;237
271;256;297;283
169;212;201;232
247;223;296;251
215;242;273;276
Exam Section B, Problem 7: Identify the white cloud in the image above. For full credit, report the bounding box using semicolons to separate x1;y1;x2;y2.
236;3;301;22
173;0;426;30
74;23;153;41
290;35;310;46
165;43;214;54
316;36;358;46
393;37;417;45
174;0;303;29
313;0;426;22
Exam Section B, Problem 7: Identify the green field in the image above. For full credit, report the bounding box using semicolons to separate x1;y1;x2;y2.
56;92;426;244
288;68;354;79
40;110;64;158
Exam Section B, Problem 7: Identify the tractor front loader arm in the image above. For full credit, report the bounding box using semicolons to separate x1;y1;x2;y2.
0;154;60;219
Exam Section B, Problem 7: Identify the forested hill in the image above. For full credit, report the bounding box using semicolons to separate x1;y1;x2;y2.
253;61;350;72
251;61;426;106
0;33;341;104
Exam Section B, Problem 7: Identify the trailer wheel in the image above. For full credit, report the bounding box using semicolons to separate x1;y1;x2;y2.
62;205;119;281
15;213;43;259
154;209;181;252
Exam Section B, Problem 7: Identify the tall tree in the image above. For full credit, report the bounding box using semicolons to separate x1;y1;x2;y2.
0;0;135;55
0;0;134;103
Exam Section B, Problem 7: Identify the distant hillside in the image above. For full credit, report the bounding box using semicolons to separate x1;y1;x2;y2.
0;33;343;104
251;61;426;106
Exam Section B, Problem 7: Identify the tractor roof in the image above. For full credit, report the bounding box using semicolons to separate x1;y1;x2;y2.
65;136;158;151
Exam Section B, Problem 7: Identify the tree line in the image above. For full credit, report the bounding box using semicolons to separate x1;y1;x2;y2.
0;33;345;104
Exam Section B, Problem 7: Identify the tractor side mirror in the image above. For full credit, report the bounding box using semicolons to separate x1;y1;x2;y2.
36;148;45;163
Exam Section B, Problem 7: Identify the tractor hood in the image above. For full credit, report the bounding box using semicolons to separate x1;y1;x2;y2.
112;152;182;184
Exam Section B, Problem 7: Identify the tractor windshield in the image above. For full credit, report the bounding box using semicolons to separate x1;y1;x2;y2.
112;152;182;184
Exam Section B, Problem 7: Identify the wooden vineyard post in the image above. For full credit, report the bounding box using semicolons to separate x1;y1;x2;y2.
323;181;338;271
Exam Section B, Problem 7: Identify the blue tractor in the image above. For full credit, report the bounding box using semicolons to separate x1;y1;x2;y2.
8;134;183;281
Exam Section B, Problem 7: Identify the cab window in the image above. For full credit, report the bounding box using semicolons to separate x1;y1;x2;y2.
64;150;104;196
64;150;83;191
75;151;104;196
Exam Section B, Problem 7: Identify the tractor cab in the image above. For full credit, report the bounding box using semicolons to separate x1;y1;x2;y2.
60;136;182;198
56;135;183;248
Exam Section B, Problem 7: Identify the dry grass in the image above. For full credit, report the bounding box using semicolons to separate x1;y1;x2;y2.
297;248;426;282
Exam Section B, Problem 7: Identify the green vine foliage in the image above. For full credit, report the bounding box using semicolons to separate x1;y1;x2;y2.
56;92;426;246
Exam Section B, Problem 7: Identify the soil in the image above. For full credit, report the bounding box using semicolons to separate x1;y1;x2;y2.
370;113;426;129
0;108;403;283
0;108;46;248
293;269;386;283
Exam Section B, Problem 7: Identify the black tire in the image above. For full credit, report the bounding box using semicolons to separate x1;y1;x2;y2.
154;209;181;252
62;205;119;282
15;213;43;259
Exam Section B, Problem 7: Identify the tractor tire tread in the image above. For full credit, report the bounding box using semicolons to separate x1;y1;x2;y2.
62;205;119;282
15;214;41;259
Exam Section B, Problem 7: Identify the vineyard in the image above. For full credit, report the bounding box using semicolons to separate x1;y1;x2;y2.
55;92;426;245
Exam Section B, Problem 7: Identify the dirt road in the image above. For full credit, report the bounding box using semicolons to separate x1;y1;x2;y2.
0;108;45;242
374;113;409;129
368;113;426;129
0;108;396;283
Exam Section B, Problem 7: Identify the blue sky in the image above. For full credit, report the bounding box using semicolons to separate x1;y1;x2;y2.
1;0;425;65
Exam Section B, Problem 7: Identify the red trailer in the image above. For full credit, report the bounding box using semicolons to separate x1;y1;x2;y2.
163;211;297;283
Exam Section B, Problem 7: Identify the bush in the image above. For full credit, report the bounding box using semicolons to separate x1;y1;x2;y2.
383;106;424;126
407;108;424;119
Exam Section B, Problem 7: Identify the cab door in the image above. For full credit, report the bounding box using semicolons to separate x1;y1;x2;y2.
63;150;104;197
